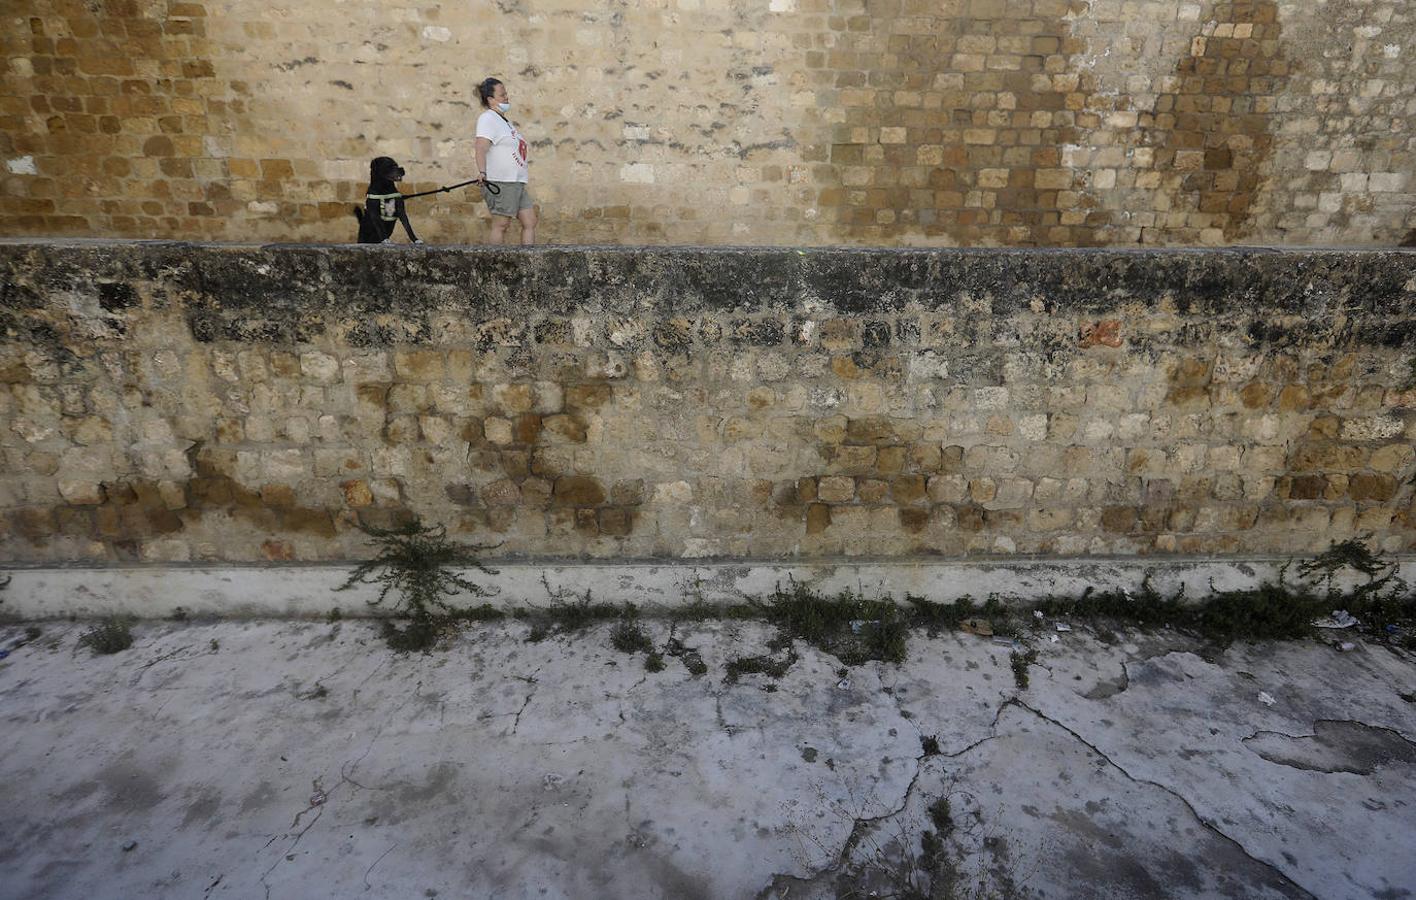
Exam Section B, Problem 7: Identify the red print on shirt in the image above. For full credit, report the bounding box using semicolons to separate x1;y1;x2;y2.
517;138;528;166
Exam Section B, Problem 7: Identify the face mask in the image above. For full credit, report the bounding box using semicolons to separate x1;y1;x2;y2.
497;102;511;113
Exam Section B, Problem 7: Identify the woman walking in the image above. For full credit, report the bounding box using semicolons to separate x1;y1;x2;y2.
474;77;537;245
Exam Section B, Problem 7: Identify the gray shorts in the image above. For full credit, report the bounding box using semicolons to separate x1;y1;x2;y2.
484;181;533;217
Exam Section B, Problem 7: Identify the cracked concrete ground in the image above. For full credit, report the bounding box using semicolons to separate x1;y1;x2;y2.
1;618;1414;899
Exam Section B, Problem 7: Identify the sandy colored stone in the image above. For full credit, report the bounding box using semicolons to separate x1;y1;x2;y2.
818;476;855;504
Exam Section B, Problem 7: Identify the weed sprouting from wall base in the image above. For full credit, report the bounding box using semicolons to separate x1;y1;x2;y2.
763;578;908;666
335;527;1414;659
336;517;499;651
610;605;654;655
78;618;133;655
523;578;622;643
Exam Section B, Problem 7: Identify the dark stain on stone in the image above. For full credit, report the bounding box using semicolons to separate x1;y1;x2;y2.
98;760;165;812
180;788;223;828
238;781;279;814
6;441;342;554
730;317;785;346
274;56;319;72
1143;1;1290;242
809;3;1106;245
97;282;138;312
1243;720;1416;775
395;761;461;805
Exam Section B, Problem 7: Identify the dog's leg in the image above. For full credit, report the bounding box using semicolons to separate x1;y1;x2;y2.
395;197;422;244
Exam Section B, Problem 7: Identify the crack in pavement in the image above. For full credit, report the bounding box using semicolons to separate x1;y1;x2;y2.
362;841;398;892
755;694;1010;900
1008;698;1319;900
617;673;650;723
510;665;544;736
713;690;748;737
258;685;419;899
128;644;216;688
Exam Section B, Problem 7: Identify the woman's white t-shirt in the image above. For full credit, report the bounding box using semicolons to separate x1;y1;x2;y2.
476;110;529;183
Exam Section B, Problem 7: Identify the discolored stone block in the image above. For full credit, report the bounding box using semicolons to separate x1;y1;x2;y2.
891;475;927;504
857;479;889;503
876;445;907;475
514;413;542;445
1349;473;1397;502
796;477;818;502
1276;384;1310;412
599;507;633;536
282;508;336;538
955;504;985;532
899;507;929;533
566;383;612;410
612;480;645;505
1079;320;1122;348
394;350;444;381
1239;382;1272;409
520;477;552;509
846;416;897;445
493;383;535;413
554;476;606;506
499;450;531;480
940;445;965;474
540;416;586;444
1100;506;1137;533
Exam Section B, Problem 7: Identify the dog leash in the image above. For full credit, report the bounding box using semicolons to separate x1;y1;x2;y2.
398;178;499;200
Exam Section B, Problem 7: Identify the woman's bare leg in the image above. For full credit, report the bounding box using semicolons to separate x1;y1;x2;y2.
517;206;538;245
488;215;511;244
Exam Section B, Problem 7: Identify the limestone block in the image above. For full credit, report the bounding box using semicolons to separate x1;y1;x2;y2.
1341;416;1405;441
817;476;855;503
300;352;340;383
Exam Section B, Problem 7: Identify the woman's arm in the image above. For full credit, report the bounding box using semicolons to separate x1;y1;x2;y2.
475;137;491;180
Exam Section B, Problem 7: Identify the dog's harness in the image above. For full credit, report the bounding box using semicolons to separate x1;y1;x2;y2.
366;191;402;222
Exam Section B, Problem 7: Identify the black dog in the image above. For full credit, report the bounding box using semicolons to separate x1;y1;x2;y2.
353;157;421;244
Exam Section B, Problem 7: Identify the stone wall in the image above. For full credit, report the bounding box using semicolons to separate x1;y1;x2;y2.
2;1;1415;247
2;240;1414;566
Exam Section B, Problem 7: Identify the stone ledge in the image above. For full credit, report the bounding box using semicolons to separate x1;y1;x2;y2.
3;239;1413;323
4;557;1413;618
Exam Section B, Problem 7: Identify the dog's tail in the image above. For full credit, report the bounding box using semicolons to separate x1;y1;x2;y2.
353;206;365;223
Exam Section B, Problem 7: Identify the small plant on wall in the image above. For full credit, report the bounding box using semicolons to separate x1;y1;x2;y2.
336;517;499;651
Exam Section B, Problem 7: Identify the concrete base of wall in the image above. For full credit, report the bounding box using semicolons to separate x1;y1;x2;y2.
4;557;1411;619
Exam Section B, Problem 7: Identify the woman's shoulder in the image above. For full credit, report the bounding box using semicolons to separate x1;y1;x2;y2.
476;109;501;125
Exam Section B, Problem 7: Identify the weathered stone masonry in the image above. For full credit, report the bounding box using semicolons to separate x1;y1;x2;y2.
2;0;1415;246
1;241;1414;566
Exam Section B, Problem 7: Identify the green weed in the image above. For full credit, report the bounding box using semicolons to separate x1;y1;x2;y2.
78;618;133;655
